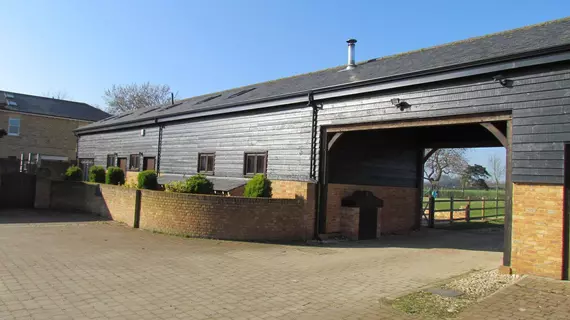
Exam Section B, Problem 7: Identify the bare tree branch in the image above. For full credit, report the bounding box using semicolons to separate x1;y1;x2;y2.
488;154;506;198
42;91;69;100
424;148;468;191
103;82;177;115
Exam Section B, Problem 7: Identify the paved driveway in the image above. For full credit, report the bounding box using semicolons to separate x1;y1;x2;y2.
0;209;503;320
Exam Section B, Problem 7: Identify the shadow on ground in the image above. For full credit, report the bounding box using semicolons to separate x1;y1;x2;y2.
0;209;108;224
307;227;504;253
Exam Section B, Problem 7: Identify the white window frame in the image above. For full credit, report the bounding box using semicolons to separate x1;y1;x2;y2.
8;117;20;136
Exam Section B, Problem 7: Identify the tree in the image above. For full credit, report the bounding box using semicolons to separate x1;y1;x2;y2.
42;91;69;100
488;154;505;199
460;164;491;196
424;149;468;191
103;82;176;115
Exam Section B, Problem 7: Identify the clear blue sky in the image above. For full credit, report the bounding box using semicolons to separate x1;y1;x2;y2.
2;0;568;165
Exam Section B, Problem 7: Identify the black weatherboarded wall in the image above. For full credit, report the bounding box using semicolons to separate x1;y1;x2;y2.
317;62;570;185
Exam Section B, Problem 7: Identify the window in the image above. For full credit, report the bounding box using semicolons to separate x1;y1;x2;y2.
198;153;215;174
129;154;140;171
227;88;256;99
244;152;267;175
106;154;117;168
8;118;20;136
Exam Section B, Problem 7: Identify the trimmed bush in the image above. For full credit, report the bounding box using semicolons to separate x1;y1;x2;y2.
137;170;158;190
105;166;125;185
243;174;272;198
186;174;214;194
65;165;83;181
88;165;105;183
165;174;214;194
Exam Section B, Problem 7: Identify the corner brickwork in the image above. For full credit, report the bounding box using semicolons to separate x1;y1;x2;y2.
512;183;564;279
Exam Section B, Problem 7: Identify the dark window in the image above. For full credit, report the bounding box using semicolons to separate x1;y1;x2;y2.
198;153;215;174
106;154;116;168
143;157;156;171
129;154;140;171
244;152;267;175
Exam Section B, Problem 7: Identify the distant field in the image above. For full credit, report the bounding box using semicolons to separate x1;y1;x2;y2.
423;188;505;200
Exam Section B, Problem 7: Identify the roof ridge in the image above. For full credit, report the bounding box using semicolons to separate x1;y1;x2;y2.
358;16;570;65
0;89;93;106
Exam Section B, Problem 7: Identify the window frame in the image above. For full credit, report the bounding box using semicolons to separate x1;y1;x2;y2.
143;156;156;171
128;154;141;171
7;117;20;136
243;152;268;176
106;154;117;168
197;153;215;175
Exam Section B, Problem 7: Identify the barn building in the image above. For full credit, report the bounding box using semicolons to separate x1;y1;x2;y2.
76;18;570;279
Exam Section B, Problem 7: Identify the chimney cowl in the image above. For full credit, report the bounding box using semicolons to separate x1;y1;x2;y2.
346;39;357;70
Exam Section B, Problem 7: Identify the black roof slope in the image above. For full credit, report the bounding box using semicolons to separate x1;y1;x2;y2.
79;17;570;132
0;91;109;121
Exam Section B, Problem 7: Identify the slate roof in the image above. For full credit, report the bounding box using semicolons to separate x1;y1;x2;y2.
79;17;570;131
0;90;109;122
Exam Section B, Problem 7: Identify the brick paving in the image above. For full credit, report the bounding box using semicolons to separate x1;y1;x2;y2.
0;209;503;320
459;276;570;320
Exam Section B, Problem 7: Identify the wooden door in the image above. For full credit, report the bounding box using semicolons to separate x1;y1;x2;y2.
118;158;127;173
143;157;156;171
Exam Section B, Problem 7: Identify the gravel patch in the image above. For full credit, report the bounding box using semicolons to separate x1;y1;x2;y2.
392;269;521;318
444;269;520;299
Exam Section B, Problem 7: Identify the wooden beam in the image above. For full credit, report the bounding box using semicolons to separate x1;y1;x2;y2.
480;122;508;147
328;113;512;133
423;148;439;163
503;119;513;267
328;132;343;151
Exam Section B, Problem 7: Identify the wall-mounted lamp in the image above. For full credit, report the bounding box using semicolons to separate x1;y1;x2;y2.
391;98;411;111
493;75;514;87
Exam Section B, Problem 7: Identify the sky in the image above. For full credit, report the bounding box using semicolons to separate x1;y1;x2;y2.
2;0;569;166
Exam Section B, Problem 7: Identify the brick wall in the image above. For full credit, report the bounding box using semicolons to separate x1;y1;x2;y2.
50;181;138;226
327;183;418;234
511;183;564;279
139;190;312;241
0;111;90;159
340;207;359;240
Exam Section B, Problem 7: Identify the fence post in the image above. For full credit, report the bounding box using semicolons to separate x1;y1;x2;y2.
450;196;454;224
482;197;485;219
466;196;471;222
428;196;435;228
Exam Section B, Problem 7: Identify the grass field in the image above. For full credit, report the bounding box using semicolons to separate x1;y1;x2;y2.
423;197;505;218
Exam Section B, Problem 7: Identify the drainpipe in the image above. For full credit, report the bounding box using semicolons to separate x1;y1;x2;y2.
307;91;322;240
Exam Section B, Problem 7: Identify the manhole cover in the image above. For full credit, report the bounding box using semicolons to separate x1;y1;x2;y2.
426;288;464;297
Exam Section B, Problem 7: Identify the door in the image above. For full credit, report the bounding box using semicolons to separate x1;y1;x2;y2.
78;158;94;181
358;207;378;240
118;158;127;173
143;157;156;171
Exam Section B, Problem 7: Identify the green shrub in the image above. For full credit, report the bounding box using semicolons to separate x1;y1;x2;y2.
65;165;83;181
105;166;125;185
243;174;272;198
88;165;105;183
185;174;214;194
137;170;158;190
165;180;188;193
165;174;214;194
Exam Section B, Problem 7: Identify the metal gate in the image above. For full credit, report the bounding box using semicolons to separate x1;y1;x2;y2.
0;173;36;208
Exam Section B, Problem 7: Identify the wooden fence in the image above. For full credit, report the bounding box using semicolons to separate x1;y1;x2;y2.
423;196;505;228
